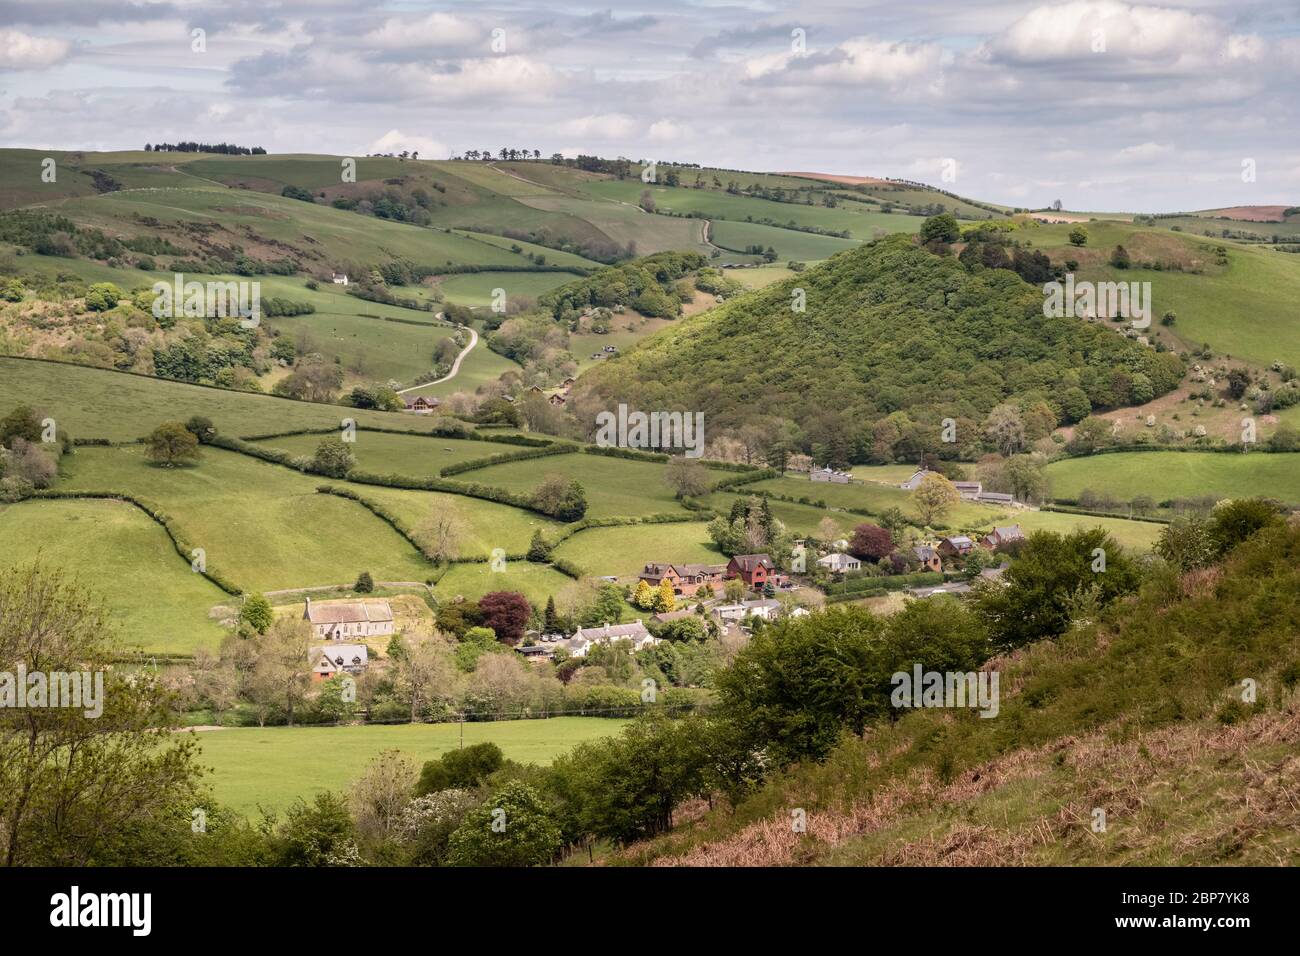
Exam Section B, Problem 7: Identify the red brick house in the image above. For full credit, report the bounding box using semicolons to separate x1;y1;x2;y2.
640;562;727;595
936;535;976;559
726;553;786;589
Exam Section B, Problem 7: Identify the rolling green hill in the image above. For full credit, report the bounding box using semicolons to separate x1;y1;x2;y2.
581;234;1184;449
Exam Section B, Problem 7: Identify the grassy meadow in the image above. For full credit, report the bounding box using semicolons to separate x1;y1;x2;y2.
0;357;412;441
0;497;228;655
59;446;434;591
1044;451;1300;505
551;521;724;578
193;717;627;816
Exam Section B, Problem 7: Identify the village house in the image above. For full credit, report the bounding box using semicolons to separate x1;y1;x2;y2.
310;643;368;681
403;396;440;414
559;620;658;658
560;377;576;390
727;553;787;589
548;393;567;407
331;272;349;286
981;525;1025;550
899;468;930;490
639;562;727;595
936;535;976;559
303;597;395;640
817;552;861;574
809;465;854;484
715;599;781;622
912;544;943;573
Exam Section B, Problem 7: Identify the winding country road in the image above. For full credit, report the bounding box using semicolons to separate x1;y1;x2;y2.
397;323;478;394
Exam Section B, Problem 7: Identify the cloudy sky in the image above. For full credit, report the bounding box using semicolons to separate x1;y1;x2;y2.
2;0;1298;211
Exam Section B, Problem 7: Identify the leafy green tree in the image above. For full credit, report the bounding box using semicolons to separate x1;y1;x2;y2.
1068;227;1088;247
969;527;1141;650
354;571;374;593
312;438;355;478
526;530;552;562
1208;498;1282;557
445;781;562;866
240;593;274;634
548;713;706;846
269;791;357;866
0;404;43;447
920;213;960;244
144;421;201;466
1155;516;1213;571
84;282;122;312
184;416;216;443
416;742;505;795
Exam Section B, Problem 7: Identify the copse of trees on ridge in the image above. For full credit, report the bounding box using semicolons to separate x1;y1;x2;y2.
145;142;266;155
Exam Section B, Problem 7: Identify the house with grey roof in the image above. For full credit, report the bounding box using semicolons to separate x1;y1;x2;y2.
311;643;369;680
559;620;658;658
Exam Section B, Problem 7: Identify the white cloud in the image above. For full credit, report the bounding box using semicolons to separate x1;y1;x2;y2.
359;13;483;53
560;113;636;138
367;129;449;158
0;29;72;70
648;118;690;143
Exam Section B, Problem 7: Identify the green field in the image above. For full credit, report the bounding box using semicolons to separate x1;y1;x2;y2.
0;357;415;441
266;310;455;385
0;497;228;655
433;560;586;606
1013;510;1163;551
746;475;993;525
252;430;514;477
456;453;699;518
552;521;723;577
193;717;627;815
1044;451;1300;505
402;320;524;398
699;490;860;538
577;179;929;239
1031;221;1300;368
60;445;433;591
438;271;577;307
709;219;859;262
51;183;532;272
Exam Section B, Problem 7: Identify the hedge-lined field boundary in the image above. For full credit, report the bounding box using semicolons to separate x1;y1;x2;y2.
26;489;243;595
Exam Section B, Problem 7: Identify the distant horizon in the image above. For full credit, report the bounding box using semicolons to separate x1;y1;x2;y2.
2;143;1291;217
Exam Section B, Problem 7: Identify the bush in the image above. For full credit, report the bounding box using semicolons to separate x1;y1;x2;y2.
415;742;504;795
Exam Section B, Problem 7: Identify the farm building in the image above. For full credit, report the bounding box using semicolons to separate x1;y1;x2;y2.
899;468;930;490
304;597;395;640
953;481;982;499
810;466;854;484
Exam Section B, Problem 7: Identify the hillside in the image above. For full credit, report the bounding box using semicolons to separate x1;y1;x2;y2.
617;519;1300;866
580;234;1184;453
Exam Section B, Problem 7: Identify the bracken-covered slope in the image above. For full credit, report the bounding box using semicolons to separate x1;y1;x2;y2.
579;234;1185;443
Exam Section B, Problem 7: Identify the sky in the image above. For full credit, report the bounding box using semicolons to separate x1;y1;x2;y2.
1;0;1299;212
